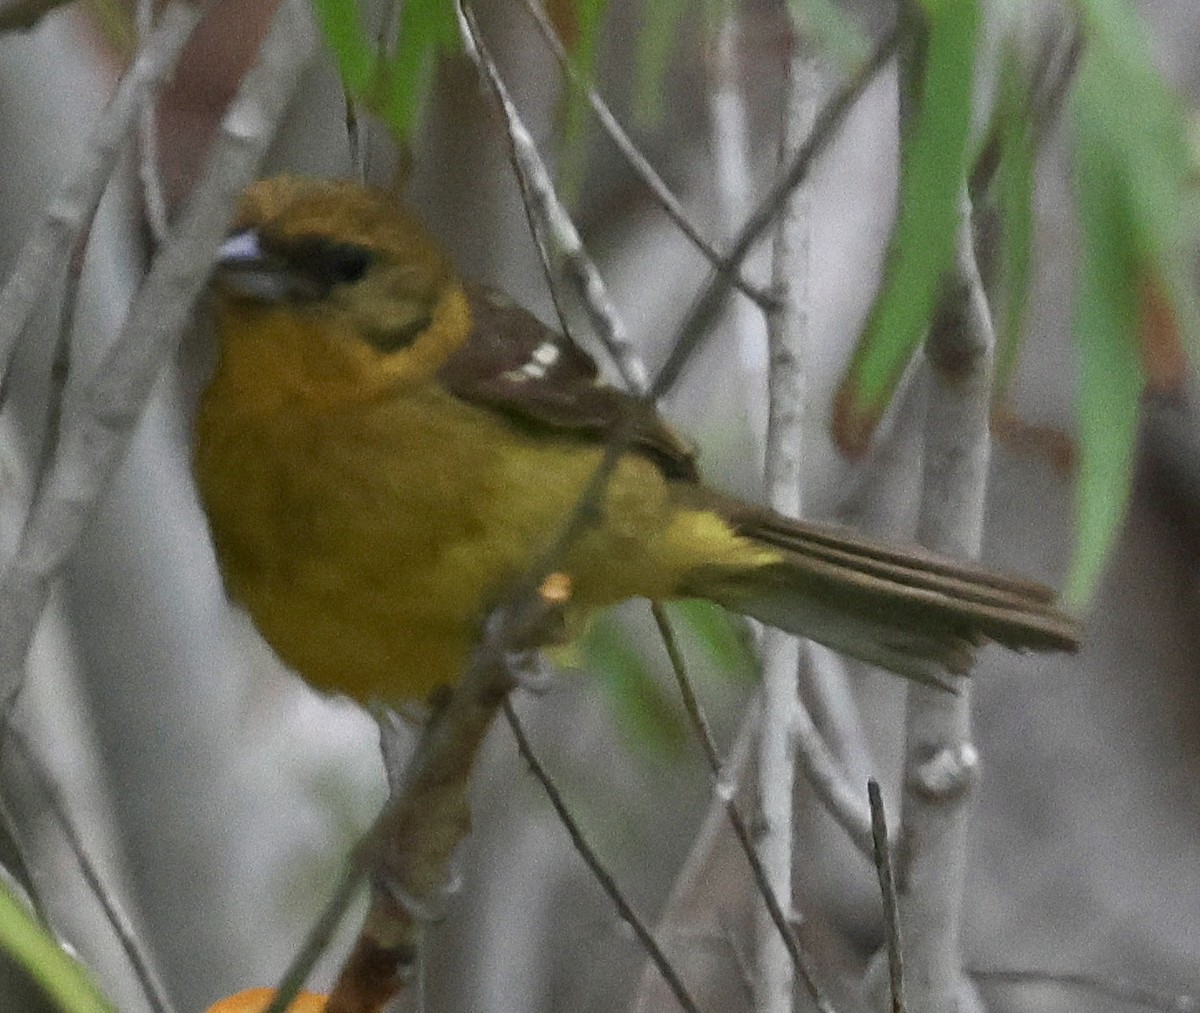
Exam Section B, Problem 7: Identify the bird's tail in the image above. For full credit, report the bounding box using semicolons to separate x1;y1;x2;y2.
680;493;1081;688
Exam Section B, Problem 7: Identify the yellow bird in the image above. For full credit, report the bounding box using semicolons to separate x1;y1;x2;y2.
194;176;1078;702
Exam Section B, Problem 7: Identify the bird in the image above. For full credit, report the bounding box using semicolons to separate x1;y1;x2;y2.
193;175;1079;703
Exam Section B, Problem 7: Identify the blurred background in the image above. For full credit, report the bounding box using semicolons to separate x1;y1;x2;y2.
0;1;1197;1011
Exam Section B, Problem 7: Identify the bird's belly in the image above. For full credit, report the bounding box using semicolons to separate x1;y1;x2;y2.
194;387;766;702
236;575;472;701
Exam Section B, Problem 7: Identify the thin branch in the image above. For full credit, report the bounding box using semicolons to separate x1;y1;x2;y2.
650;605;835;1013
373;0;403;65
457;0;649;395
868;781;904;1013
790;694;875;858
1031;25;1083;139
716;913;758;1007
649;604;721;772
458;1;597;389
30;223;90;503
801;643;875;795
371;705;415;795
894;185;992;1011
0;0;315;722
971;968;1199;1013
137;0;173;245
266;861;368;1013
651;24;900;398
452;0;656;611
4;728;175;1013
355;0;405;187
502;697;703;1013
755;6;816;1004
317;597;562;1013
0;0;211;389
447;30;886;1010
516;0;776;312
630;707;757;1013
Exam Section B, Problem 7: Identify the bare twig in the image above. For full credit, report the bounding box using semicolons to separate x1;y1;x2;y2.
0;0;210;388
1031;26;1083;138
503;697;703;1013
29;223;90;500
371;705;415;794
650;603;721;772
717;913;758;1007
650;605;835;1013
516;0;776;311
265;861;368;1013
4;728;175;1013
280;605;537;1013
452;0;686;625
790;697;875;858
137;0;173;245
320;708;419;1012
894;185;992;1013
458;1;600;391
875;5;992;1009
0;0;315;724
450;29;895;1009
0;863;40;927
651;24;900;398
868;781;904;1013
457;0;649;395
801;643;875;795
971;968;1199;1013
630;707;757;1012
754;6;817;1005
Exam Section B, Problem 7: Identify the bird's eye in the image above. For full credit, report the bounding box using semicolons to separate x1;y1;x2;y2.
320;242;374;285
265;235;375;292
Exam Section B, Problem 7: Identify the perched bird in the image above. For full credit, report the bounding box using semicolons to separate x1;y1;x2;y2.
194;176;1078;702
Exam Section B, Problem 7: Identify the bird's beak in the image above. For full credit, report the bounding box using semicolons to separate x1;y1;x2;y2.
215;229;306;302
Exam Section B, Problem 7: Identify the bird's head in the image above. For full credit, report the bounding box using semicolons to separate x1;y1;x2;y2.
214;175;463;354
209;176;473;402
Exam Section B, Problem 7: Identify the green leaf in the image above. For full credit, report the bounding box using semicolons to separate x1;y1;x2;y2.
833;0;981;455
666;600;756;682
993;47;1037;396
555;0;609;206
1068;121;1142;605
581;616;687;758
310;0;375;97
1074;0;1200;357
0;870;115;1013
311;0;459;141
381;0;460;139
1064;0;1199;602
633;0;688;125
